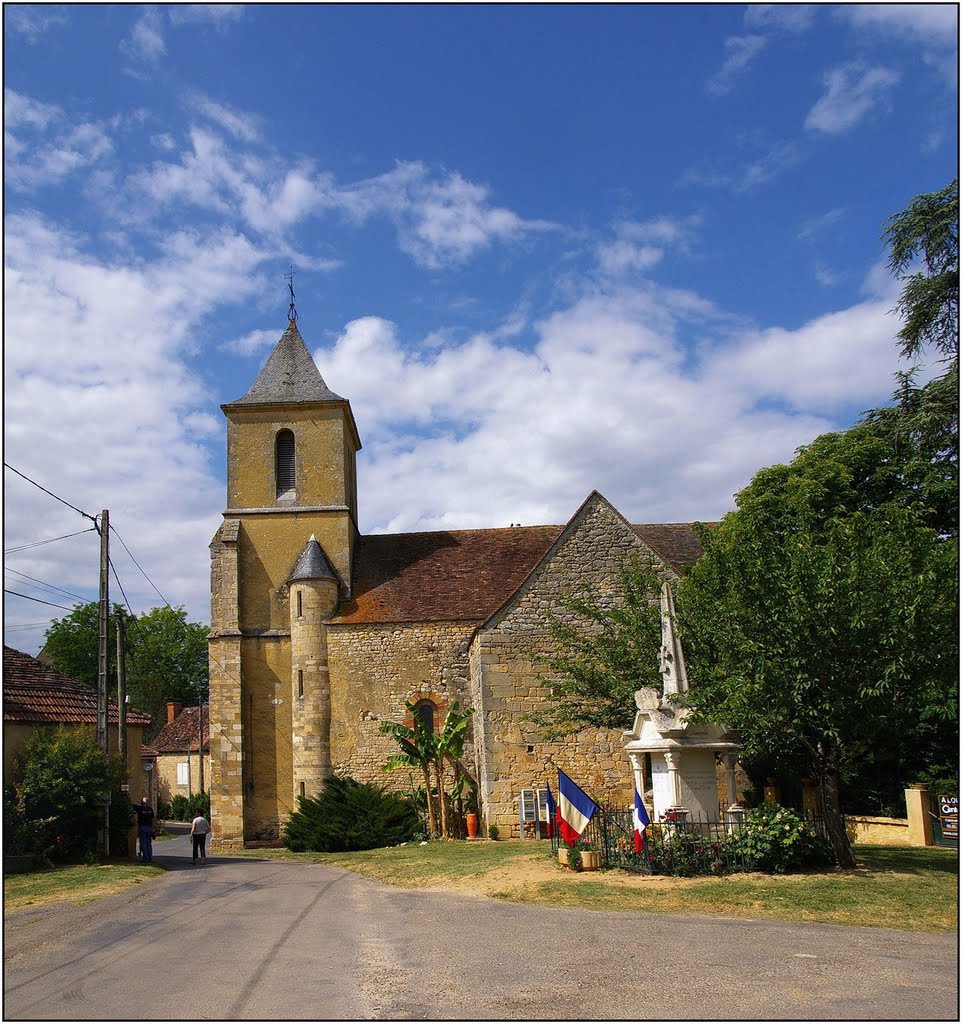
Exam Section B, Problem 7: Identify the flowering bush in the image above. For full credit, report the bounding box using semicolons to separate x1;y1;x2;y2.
724;803;833;874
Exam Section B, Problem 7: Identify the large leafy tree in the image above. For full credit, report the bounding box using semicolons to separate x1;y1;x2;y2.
678;429;957;868
864;178;958;537
42;603;209;737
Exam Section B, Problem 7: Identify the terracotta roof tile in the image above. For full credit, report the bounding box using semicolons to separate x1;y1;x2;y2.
633;523;708;571
3;646;151;726
331;521;705;625
150;705;209;754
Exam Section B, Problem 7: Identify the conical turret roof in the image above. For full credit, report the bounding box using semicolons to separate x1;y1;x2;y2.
288;535;339;585
226;322;344;406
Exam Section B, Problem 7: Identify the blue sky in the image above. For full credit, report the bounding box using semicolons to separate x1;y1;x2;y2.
4;3;958;656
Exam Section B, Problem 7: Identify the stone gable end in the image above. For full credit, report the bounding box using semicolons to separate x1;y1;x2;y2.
470;492;670;835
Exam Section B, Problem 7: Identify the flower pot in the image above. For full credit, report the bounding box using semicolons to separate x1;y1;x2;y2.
466;812;478;838
581;850;602;871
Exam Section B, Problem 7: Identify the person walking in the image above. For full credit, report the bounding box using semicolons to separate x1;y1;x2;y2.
190;810;211;866
135;796;155;863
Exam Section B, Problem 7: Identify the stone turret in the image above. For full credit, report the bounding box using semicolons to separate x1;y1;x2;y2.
288;535;339;805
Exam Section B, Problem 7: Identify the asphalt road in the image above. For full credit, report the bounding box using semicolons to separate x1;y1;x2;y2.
4;827;958;1021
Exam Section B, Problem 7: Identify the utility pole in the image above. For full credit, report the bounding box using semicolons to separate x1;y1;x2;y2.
198;699;205;796
96;509;111;857
116;610;127;765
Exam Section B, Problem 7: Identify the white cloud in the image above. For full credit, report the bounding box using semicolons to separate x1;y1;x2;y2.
4;91;115;190
4;213;269;652
187;92;262;143
4;6;70;43
707;35;768;96
841;4;958;46
596;217;699;277
168;5;246;29
219;328;281;356
805;63;901;135
311;271;906;539
798;208;846;243
744;5;817;33
121;8;167;63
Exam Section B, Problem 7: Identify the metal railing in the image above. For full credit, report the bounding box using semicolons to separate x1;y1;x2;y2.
552;806;833;876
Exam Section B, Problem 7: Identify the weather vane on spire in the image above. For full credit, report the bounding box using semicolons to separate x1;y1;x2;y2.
284;266;298;324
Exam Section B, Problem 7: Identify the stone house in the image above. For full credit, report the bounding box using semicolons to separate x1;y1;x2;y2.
144;701;211;810
3;645;151;852
209;320;704;848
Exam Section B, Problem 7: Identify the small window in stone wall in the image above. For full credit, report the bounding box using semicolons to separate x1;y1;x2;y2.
177;762;189;786
414;699;436;735
298;670;304;698
296;590;303;618
299;781;306;799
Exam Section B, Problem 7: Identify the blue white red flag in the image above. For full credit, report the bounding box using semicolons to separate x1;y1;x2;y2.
558;769;599;847
544;783;557;839
633;787;651;853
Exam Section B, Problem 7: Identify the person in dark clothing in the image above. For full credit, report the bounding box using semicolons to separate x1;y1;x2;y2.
135;796;155;862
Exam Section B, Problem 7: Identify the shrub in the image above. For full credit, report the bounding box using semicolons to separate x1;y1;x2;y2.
488;824;500;841
724;803;834;874
167;793;209;821
10;728;126;861
282;776;420;852
109;791;134;856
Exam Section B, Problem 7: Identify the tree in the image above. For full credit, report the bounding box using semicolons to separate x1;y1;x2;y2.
535;556;665;738
9;727;128;860
42;603;209;737
883;177;958;365
677;432;957;868
864;179;959;537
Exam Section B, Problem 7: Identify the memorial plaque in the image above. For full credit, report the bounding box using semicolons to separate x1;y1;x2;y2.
650;758;673;820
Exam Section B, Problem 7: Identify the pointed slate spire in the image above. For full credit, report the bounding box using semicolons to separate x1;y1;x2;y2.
228;323;344;406
288;534;339;585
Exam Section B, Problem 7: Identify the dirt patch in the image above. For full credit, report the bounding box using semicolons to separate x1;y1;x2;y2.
424;852;706;898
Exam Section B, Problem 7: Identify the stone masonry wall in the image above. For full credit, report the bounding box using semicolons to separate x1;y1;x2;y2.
326;621;478;794
472;494;674;837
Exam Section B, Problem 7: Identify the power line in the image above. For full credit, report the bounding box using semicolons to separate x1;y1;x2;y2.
109;525;171;608
4;527;97;554
4;568;88;603
3;463;97;521
4;589;76;612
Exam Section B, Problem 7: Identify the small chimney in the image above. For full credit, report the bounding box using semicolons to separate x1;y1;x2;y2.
166;701;183;724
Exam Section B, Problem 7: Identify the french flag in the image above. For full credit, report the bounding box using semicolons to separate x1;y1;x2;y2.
544;783;557;839
633;787;651;853
558;769;599;847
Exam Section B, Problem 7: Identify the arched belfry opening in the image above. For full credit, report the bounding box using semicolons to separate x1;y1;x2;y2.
275;428;295;499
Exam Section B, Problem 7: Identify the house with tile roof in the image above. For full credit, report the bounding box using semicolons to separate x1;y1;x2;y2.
3;646;152;850
209;320;707;848
144;701;211;810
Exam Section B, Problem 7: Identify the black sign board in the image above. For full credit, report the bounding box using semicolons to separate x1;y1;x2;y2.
937;794;958;842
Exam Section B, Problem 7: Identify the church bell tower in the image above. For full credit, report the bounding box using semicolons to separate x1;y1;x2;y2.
208;315;361;847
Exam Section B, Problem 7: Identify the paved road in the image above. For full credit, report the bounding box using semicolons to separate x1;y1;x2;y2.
4;829;958;1020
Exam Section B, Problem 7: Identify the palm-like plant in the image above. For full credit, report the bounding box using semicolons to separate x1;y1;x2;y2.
380;700;474;839
380;705;440;836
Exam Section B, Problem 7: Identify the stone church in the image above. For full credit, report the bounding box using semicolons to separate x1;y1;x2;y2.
208;318;704;848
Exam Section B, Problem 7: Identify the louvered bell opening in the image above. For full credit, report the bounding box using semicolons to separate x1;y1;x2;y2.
275;429;296;500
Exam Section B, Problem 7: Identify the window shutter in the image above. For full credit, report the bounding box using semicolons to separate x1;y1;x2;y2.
276;430;295;496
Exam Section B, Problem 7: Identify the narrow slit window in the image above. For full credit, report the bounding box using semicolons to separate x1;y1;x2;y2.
298;670;304;697
297;590;303;618
275;429;296;498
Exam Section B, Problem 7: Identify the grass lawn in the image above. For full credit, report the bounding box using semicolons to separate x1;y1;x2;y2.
237;840;958;932
3;861;167;914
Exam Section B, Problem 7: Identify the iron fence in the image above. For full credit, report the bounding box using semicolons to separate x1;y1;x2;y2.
551;806;833;876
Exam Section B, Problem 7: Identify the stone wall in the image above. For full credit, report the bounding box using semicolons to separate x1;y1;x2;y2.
472;493;672;837
154;752;213;807
326;621;478;790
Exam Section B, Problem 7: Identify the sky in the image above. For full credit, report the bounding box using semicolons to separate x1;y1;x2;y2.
4;3;958;657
